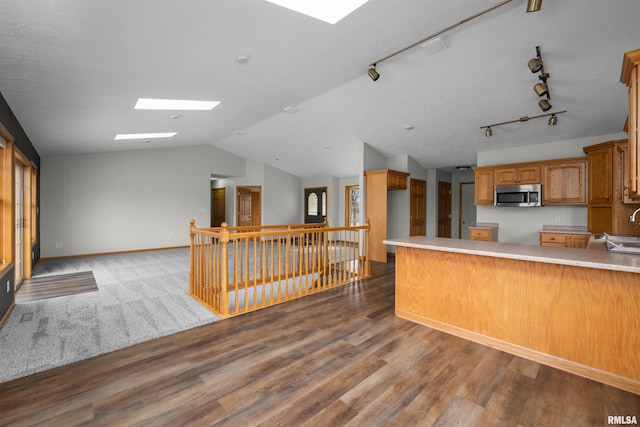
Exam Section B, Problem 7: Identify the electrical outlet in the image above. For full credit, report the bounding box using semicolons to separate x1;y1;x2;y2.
55;242;63;249
554;216;561;223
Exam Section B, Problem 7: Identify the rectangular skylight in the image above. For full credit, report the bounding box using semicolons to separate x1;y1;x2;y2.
115;132;177;140
134;98;220;111
264;0;369;24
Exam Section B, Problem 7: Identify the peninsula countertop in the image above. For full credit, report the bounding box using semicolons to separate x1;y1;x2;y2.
383;235;640;274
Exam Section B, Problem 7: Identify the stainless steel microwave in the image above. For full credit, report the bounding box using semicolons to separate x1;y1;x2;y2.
494;184;542;207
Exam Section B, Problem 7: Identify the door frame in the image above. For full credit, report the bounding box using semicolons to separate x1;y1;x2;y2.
14;149;35;287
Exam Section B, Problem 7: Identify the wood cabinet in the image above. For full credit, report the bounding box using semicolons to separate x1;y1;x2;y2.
541;158;587;205
469;225;498;242
365;169;409;263
473;167;494;206
474;157;587;206
583;140;640;235
494;165;540;185
539;232;589;249
621;48;640;200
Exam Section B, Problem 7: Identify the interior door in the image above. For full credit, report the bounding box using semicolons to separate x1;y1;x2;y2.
410;178;426;236
304;187;327;223
437;181;452;238
237;187;252;226
211;187;226;227
459;182;476;239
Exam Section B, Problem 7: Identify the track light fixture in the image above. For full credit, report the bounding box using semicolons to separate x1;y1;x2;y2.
533;82;548;97
368;65;380;81
538;99;552;111
526;0;542;13
366;0;541;81
480;110;566;136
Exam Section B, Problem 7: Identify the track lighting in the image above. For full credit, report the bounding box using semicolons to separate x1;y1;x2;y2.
366;0;542;81
526;0;542;13
368;65;380;81
528;57;543;73
533;82;548;97
480;110;566;136
538;99;552;111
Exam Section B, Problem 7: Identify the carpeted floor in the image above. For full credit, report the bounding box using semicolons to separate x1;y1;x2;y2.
0;248;219;383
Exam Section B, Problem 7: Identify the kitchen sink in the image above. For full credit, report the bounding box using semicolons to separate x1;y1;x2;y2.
600;234;640;255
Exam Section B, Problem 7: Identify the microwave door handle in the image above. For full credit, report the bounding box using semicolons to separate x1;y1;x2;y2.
525;192;530;205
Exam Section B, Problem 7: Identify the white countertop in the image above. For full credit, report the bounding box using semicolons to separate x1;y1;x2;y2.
383;236;640;274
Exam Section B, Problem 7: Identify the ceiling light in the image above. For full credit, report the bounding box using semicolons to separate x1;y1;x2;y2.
115;132;177;140
528;57;543;73
480;110;566;135
526;0;542;12
235;54;250;65
533;82;548;97
264;0;369;25
282;105;300;113
368;65;380;81
538;99;552;111
134;98;220;111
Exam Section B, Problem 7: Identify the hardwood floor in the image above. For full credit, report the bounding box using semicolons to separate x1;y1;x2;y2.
16;271;98;303
0;260;638;426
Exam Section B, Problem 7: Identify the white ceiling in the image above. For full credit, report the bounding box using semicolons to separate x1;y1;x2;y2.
0;0;638;178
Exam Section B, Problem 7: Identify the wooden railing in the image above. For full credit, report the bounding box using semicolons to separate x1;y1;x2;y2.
189;220;370;318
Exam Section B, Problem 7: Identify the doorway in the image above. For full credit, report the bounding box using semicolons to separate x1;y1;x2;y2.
410;178;426;236
304;187;327;224
437;181;452;238
459;182;476;239
211;187;226;227
237;186;261;227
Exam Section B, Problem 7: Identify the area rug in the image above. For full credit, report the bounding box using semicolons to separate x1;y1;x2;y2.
0;248;219;383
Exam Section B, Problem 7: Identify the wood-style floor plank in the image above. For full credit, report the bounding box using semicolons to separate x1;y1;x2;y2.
0;260;638;427
16;271;98;303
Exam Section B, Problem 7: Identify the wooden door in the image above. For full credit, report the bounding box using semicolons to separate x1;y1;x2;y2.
211;187;226;227
409;179;426;236
251;190;261;226
304;187;327;223
437;181;451;238
237;187;252;226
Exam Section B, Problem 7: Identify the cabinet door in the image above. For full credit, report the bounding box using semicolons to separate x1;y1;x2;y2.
542;160;587;205
518;166;541;184
567;235;590;249
587;147;613;203
474;169;494;205
494;167;517;185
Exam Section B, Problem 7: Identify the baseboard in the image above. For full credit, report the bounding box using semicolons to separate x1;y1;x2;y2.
0;301;15;330
41;245;190;261
396;309;640;396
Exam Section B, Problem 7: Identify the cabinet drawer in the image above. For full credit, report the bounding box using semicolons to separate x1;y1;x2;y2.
470;228;491;241
539;232;568;245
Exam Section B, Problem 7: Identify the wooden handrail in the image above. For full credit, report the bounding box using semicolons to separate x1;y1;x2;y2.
188;219;369;318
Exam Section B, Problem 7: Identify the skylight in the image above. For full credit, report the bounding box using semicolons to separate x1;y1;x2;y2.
264;0;369;24
134;98;220;111
115;132;177;140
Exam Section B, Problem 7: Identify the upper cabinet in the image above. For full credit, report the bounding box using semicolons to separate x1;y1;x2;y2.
474;157;587;206
494;165;540;185
541;158;587;205
621;48;640;200
386;169;410;190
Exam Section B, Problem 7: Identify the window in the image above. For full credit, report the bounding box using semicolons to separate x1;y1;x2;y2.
0;123;13;271
345;185;360;226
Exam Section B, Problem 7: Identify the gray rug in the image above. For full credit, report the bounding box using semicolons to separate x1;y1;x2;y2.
0;248;219;383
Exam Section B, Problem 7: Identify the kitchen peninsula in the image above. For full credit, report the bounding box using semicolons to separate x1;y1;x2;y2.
384;236;640;394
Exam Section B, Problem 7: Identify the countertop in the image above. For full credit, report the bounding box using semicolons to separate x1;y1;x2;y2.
383;235;640;274
540;225;591;235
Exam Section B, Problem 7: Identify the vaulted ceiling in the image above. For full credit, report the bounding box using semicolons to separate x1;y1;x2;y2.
1;0;638;178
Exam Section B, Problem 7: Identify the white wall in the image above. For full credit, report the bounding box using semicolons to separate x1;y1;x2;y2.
41;145;247;257
264;163;302;225
476;133;626;245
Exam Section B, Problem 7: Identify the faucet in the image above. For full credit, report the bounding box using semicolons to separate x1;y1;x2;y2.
630;207;640;222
